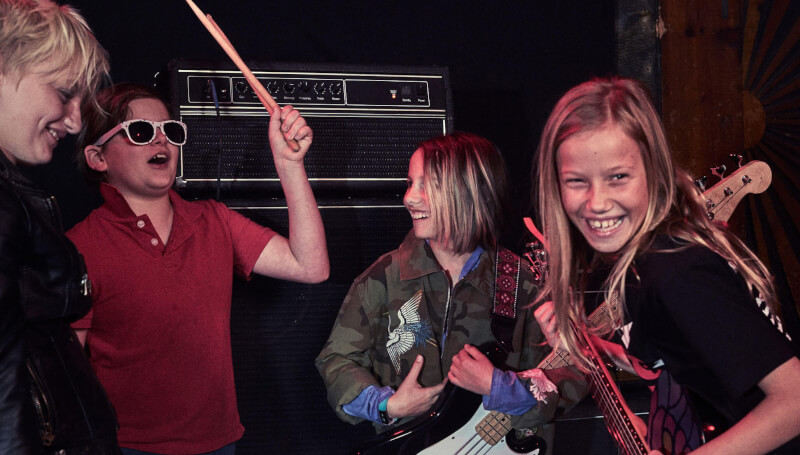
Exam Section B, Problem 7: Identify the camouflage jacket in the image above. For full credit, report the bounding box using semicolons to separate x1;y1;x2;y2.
315;231;586;434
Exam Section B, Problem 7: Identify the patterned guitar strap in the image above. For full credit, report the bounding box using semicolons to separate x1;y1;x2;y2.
490;247;551;454
647;369;704;454
491;247;520;352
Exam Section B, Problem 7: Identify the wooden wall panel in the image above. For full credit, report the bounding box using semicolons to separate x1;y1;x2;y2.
660;0;744;173
660;0;800;342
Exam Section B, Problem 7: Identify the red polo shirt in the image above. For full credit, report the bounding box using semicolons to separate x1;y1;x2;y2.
68;184;275;454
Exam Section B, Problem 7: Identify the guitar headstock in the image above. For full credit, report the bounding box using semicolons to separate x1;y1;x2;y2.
523;240;548;286
702;160;772;223
523;217;549;286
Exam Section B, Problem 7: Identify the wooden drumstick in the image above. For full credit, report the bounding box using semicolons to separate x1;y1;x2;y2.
185;0;300;150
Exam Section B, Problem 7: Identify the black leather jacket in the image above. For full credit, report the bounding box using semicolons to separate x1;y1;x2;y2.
0;152;119;455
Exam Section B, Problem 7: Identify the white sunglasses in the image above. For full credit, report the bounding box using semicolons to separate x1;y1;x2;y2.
93;119;188;146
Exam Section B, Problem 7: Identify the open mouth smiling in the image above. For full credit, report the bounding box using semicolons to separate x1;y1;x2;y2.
47;128;61;140
586;217;623;233
148;153;168;164
409;210;430;220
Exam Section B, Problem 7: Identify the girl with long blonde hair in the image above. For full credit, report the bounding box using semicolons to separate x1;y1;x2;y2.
533;76;800;454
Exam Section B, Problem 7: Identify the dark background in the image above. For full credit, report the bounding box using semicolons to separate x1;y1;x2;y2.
25;1;632;454
31;0;618;233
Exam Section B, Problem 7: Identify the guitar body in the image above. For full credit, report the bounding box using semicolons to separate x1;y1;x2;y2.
417;400;545;455
354;344;547;455
356;385;542;455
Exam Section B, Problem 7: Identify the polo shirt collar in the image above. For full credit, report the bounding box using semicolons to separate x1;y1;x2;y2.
96;183;203;224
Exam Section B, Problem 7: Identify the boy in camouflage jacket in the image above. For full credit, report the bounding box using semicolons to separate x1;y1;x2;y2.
315;133;586;452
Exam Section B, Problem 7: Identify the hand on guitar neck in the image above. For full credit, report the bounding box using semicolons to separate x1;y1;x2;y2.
386;355;447;420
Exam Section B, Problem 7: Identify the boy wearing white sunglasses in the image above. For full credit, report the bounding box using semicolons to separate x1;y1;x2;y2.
68;82;329;455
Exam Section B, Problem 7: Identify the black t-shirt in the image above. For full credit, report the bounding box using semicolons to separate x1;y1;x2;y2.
615;237;797;450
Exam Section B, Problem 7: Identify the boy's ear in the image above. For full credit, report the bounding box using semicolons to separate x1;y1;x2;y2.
84;145;108;172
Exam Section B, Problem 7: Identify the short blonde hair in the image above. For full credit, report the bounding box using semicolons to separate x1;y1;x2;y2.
0;0;109;102
419;132;509;255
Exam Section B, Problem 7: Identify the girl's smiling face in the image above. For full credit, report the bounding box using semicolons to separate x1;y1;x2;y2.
557;124;649;254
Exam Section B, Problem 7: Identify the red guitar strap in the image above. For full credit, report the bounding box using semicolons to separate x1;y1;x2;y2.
491;247;521;352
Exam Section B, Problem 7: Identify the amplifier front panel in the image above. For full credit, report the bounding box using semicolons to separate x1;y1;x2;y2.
168;62;453;194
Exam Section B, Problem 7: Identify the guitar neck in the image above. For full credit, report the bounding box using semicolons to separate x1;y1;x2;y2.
576;328;649;455
536;301;649;455
535;297;617;370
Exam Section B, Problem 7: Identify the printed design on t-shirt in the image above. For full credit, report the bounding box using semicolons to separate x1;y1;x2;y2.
386;289;436;374
620;321;633;349
756;296;791;340
728;261;791;341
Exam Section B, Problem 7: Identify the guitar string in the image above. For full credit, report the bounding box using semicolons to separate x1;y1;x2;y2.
467;438;492;454
456;433;480;454
708;175;751;219
586;363;642;455
596;371;646;455
456;431;497;455
576;314;636;451
589;357;646;455
565;316;639;454
585;361;629;449
470;413;507;455
583;338;647;455
582;302;648;454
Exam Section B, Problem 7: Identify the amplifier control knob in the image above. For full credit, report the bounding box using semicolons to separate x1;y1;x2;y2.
283;81;296;94
235;81;249;94
330;81;343;96
314;82;327;94
298;81;310;92
266;80;280;94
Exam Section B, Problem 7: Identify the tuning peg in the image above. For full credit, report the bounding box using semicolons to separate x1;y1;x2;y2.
710;164;727;180
524;241;548;284
729;154;744;168
695;175;708;191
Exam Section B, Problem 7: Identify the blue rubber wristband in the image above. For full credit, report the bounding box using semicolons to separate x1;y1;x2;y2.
378;397;391;424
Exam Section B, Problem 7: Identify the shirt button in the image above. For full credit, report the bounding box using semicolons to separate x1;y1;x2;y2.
151;238;159;246
137;220;146;228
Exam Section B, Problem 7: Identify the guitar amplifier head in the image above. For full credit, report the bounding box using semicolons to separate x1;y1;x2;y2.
165;59;453;196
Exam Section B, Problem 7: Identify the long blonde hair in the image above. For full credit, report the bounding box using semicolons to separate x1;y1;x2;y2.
533;77;777;370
